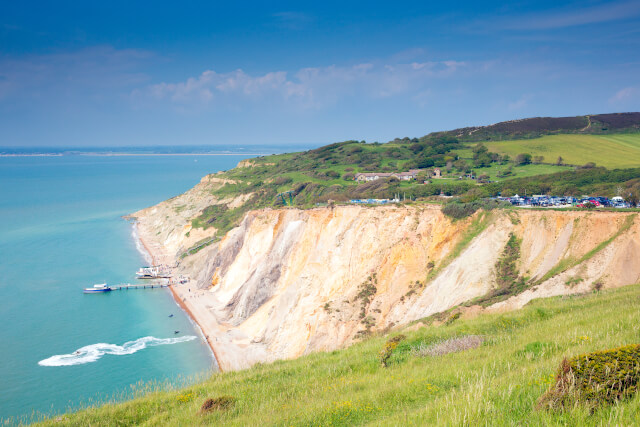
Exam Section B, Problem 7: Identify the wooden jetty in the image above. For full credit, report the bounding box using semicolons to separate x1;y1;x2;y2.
111;283;169;290
83;282;170;293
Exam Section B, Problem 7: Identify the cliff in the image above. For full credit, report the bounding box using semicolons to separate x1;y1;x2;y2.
132;197;640;371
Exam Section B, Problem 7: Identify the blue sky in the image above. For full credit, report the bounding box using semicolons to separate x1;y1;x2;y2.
1;0;639;147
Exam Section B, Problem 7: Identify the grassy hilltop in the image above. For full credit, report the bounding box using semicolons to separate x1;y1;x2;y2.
484;134;640;169
182;113;640;247
40;285;640;425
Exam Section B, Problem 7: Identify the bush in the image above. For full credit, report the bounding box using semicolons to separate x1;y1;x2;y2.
515;153;532;165
379;335;406;367
442;198;510;220
272;176;293;186
199;396;236;414
538;345;640;411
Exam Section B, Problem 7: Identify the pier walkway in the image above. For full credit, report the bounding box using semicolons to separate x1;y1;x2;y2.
110;283;169;290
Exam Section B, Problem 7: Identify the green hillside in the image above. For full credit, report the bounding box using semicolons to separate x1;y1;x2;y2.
37;285;640;426
426;112;640;142
484;134;640;169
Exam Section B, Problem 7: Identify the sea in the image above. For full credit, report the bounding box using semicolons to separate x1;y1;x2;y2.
0;152;264;422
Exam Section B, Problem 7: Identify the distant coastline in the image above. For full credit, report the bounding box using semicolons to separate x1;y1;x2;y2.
1;152;268;157
0;153;64;157
0;143;318;158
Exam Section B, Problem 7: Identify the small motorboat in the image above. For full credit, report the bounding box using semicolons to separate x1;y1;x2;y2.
73;351;81;355
83;283;112;293
168;314;174;318
174;330;180;334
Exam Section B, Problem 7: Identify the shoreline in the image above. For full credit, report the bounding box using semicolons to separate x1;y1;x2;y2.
1;153;266;157
133;222;223;371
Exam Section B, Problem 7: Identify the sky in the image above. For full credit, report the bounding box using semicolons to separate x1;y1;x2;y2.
1;0;639;147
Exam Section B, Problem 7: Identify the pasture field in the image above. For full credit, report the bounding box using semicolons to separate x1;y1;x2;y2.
484;134;640;169
473;163;573;181
35;284;640;426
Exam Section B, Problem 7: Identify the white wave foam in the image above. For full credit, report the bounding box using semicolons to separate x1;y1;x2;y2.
131;223;153;264
38;336;196;367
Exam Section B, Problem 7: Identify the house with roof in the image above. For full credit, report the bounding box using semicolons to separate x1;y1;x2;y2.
355;169;423;182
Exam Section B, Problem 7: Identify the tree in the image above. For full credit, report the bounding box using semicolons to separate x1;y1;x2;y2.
473;152;492;168
515;153;532;166
556;156;564;166
472;143;493;167
533;155;545;164
453;159;467;171
472;143;488;155
416;170;431;183
501;154;511;165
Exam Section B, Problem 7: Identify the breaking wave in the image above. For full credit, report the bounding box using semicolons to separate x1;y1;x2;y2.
131;224;153;265
38;336;197;367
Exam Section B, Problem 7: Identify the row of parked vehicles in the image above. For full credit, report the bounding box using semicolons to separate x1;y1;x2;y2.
495;195;634;208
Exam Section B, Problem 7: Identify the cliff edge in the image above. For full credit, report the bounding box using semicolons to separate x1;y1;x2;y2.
132;194;640;371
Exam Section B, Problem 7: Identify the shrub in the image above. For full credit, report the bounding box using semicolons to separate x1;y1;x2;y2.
379;335;406;367
580;162;597;169
441;198;509;220
538;344;640;411
515;153;532;165
272;176;293;186
592;280;604;292
199;396;236;414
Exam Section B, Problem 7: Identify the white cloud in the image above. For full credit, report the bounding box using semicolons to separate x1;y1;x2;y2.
139;60;467;110
609;86;639;104
503;0;640;30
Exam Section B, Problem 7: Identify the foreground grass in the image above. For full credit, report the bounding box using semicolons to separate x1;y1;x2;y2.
38;285;640;426
485;134;640;169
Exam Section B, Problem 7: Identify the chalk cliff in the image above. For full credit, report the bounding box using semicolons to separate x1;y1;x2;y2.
133;191;640;371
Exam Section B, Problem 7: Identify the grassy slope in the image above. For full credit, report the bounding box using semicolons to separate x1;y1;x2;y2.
484;134;640;168
457;148;574;180
185;135;640;247
41;285;640;426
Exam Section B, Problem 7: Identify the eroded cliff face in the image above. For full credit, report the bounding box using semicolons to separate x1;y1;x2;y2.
133;201;640;371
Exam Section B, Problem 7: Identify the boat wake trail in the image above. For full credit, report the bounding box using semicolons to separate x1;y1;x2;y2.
38;336;197;367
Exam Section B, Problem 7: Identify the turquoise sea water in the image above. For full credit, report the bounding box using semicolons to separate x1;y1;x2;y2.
0;154;253;422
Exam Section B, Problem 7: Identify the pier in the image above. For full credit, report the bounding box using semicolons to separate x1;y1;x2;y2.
110;283;169;290
83;282;171;293
84;266;188;293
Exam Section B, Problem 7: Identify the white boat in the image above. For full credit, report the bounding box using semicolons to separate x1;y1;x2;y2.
83;283;112;293
136;265;171;279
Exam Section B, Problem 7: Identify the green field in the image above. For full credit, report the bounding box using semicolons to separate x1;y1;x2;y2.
35;284;640;426
484;134;640;169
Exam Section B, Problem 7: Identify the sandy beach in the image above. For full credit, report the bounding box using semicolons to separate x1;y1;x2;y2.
134;222;223;371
